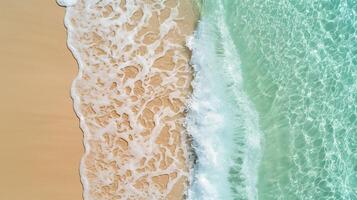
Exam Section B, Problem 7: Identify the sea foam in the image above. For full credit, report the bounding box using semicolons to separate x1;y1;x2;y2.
60;0;197;199
57;0;78;7
186;1;262;199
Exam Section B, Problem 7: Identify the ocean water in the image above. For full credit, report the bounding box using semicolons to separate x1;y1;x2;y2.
186;1;262;199
188;0;357;200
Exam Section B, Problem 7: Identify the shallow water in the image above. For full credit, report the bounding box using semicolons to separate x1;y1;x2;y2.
188;0;357;199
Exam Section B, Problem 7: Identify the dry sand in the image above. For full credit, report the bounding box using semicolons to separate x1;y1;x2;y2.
0;1;83;200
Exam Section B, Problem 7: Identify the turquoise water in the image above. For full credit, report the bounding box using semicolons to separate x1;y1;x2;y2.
188;0;357;199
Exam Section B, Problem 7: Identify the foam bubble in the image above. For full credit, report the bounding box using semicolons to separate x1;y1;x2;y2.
57;0;78;7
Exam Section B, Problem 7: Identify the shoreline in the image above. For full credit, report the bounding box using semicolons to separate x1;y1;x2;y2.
61;0;199;199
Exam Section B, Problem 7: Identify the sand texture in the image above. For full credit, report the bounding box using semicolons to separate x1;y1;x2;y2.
64;0;198;199
0;1;83;200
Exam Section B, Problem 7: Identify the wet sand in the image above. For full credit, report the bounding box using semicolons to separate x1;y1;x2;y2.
63;0;198;199
0;1;83;200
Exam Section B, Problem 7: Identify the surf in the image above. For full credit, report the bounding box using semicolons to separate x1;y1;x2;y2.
188;0;357;199
186;1;262;199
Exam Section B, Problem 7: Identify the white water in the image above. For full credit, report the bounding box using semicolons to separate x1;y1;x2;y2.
186;1;263;199
57;0;78;7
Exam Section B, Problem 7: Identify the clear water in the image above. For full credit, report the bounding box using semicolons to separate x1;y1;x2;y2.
188;0;357;199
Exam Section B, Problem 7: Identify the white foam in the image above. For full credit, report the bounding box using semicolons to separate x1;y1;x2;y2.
186;1;262;199
60;0;196;199
57;0;78;7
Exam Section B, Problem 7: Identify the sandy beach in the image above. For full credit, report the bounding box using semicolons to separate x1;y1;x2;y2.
0;1;83;199
2;1;352;200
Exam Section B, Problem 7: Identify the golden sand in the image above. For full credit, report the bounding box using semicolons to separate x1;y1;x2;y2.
63;0;198;199
0;1;83;200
